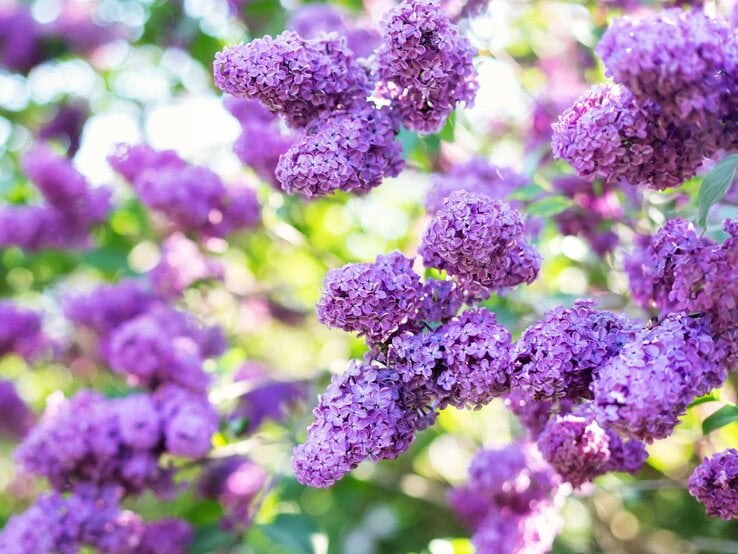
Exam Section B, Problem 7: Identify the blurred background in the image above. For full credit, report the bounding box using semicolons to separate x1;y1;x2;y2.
2;0;738;552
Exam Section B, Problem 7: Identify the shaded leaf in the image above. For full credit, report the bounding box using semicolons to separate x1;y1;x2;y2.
526;195;573;217
697;154;738;229
702;404;738;435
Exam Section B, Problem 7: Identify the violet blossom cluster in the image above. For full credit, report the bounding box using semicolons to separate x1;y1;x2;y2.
108;144;259;238
0;380;33;440
420;190;540;299
688;449;738;520
449;442;565;554
0;302;50;362
552;9;738;189
148;233;224;299
376;0;478;134
0;145;112;251
0;485;192;554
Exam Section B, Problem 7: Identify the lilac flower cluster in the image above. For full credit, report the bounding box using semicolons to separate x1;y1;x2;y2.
424;157;529;215
0;380;33;440
552;9;738;189
593;313;723;442
0;302;50;362
511;300;638;403
449;442;565;554
214;32;369;129
149;233;224;299
38;102;88;156
293;361;423;487
275;103;404;198
688;449;738;520
376;0;478;133
317;251;422;344
0;485;192;554
420;191;540;299
538;406;646;488
197;456;268;530
108;144;259;238
0;145;111;251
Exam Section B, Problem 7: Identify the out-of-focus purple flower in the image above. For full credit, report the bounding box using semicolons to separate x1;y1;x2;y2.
437;308;513;408
0;380;33;440
292;361;423;487
419;191;540;299
108;144;260;238
137;518;193;554
47;1;125;55
538;406;646;488
512;300;638;402
317;251;422;344
197;456;268;530
224;96;296;189
376;0;478;134
275;102;403;198
471;503;563;554
502;389;558;439
214;32;369;128
149;233;224;299
0;4;44;73
425;158;529;215
552;83;717;190
155;384;218;459
38;102;88;156
0;302;50;362
231;363;306;433
597;9;735;128
593;313;724;442
689;449;738;520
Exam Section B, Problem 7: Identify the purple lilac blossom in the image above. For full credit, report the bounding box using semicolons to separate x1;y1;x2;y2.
688;449;738;520
0;380;33;440
224;96;296;189
149;233;224;299
593;313;724;442
597;9;735;129
538;406;646;488
376;0;478;134
197;456;268;530
552;83;716;190
502;389;558;439
424;157;529;215
213;32;369;128
108;144;259;238
471;504;563;554
154;384;218;459
407;279;463;327
0;4;44;73
511;300;638;402
38;102;88;156
316;251;422;344
275;102;404;198
0;302;49;361
292;361;423;487
419;190;540;299
137;518;193;554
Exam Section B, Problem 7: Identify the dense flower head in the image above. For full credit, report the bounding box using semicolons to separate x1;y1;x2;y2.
689;449;738;520
108;144;259;237
149;233;224;299
317;251;422;344
437;308;514;408
425;158;529;215
625;218;711;313
376;0;478;133
0;380;33;440
538;406;646;488
419;190;540;299
512;300;638;402
197;456;268;530
231;363;307;433
275;102;403;198
106;306;223;392
593;313;724;442
0;486;192;554
409;279;463;326
213;32;369;128
597;9;735;127
471;504;563;554
292;361;423;487
64;279;162;338
225;97;296;188
0;302;50;361
154;384;219;459
552;83;717;190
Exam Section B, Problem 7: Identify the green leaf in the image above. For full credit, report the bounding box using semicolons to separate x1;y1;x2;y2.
507;183;544;202
437;111;456;142
696;154;738;229
260;514;320;554
702;404;738;435
689;393;720;408
526;195;573;217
